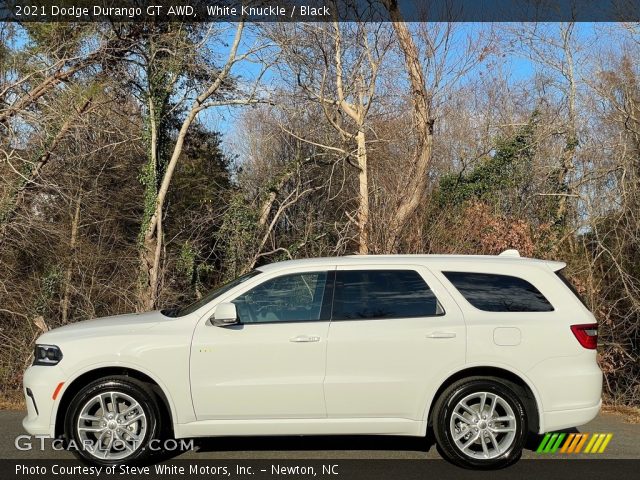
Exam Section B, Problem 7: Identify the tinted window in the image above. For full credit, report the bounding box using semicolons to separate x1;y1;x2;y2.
443;271;553;312
232;272;328;323
332;270;442;320
556;270;590;309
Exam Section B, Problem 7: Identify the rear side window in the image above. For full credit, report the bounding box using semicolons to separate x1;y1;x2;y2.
443;271;553;312
332;270;443;320
556;270;590;309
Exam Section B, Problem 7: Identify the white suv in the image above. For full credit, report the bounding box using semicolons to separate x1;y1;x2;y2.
23;251;602;468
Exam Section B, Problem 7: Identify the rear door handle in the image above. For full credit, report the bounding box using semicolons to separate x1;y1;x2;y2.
426;332;457;339
289;335;320;343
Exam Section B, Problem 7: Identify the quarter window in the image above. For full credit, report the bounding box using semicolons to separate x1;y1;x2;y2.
232;272;328;323
332;270;443;320
443;271;553;312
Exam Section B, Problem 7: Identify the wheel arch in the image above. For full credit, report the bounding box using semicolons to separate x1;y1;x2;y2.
424;365;542;435
54;366;175;439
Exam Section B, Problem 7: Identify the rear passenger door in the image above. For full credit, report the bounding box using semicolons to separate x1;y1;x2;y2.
323;265;466;421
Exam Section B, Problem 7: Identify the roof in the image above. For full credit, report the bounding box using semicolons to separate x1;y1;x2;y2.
256;252;567;273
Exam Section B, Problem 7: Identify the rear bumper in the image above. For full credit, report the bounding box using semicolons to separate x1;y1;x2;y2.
543;399;601;432
527;351;602;433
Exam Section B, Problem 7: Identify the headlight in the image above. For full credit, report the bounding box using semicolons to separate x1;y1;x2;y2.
33;344;63;366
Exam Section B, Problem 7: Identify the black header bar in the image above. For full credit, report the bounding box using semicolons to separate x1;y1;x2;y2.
2;1;640;22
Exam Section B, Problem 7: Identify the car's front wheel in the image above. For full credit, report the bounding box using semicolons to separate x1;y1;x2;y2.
65;376;162;465
432;377;527;469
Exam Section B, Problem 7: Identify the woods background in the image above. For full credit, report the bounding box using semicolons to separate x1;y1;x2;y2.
1;14;639;407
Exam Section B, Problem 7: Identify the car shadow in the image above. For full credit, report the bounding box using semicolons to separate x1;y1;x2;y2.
192;434;436;453
153;427;580;463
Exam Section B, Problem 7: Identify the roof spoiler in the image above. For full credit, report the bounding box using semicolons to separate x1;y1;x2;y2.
499;249;566;271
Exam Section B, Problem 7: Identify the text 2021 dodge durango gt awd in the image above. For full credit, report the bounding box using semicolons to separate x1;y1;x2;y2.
23;252;602;468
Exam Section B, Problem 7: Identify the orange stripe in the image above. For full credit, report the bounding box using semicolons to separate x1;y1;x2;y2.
52;382;64;400
574;433;589;453
567;434;583;453
560;433;575;453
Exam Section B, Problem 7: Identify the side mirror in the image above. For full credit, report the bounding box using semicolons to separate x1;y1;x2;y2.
211;302;239;327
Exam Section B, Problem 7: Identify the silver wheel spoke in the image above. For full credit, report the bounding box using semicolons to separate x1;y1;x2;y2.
481;435;489;458
79;414;101;422
492;416;514;422
120;403;139;416
479;392;487;415
461;432;481;451
459;401;477;417
78;426;104;433
452;412;472;425
488;394;497;418
489;426;516;433
124;413;144;426
488;431;501;454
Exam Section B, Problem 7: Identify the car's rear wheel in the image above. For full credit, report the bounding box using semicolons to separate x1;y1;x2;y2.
65;376;162;465
432;377;527;469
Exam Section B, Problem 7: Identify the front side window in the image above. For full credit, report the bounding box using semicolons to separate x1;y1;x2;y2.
443;271;554;312
232;271;328;323
332;270;443;320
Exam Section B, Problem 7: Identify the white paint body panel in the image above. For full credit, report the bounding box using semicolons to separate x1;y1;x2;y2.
23;254;602;440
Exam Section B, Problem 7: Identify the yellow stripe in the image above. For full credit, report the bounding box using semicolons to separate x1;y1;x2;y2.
560;433;575;453
574;433;589;453
598;434;613;453
584;434;598;453
590;434;605;453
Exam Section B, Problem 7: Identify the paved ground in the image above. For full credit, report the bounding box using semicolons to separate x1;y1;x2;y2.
1;410;638;460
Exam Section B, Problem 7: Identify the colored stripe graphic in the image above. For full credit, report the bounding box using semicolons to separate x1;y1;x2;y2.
598;434;613;453
567;433;585;453
536;433;613;454
560;433;575;453
584;433;599;453
536;433;551;453
574;433;589;453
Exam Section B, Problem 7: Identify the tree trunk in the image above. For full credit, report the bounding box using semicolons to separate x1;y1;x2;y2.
135;22;245;311
356;129;369;254
383;0;434;253
61;193;81;324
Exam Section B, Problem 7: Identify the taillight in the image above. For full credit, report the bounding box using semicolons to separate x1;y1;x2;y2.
571;323;598;349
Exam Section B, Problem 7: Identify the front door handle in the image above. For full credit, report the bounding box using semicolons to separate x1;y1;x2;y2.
290;335;320;343
426;332;457;339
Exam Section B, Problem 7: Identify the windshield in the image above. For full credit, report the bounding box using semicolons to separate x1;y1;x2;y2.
162;270;261;318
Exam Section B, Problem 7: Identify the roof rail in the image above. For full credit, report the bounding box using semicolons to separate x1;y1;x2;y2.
499;249;521;257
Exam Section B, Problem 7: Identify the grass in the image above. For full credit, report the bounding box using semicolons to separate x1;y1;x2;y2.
601;404;640;424
0;391;25;410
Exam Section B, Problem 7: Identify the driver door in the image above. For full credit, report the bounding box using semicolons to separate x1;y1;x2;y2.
190;269;333;420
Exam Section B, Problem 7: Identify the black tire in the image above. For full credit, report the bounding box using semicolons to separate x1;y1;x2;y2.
65;376;162;466
432;376;527;469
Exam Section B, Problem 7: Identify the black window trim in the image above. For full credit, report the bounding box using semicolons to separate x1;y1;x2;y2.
442;270;555;313
329;268;446;322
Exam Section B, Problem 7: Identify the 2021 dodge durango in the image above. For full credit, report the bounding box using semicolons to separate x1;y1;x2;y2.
23;251;602;468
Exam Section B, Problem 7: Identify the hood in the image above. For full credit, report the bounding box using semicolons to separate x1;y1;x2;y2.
37;311;165;343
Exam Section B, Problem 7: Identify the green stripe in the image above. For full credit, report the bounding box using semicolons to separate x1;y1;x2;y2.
550;433;566;453
544;433;559;453
537;433;552;453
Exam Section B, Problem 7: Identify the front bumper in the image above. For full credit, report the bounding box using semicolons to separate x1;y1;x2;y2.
22;364;66;437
